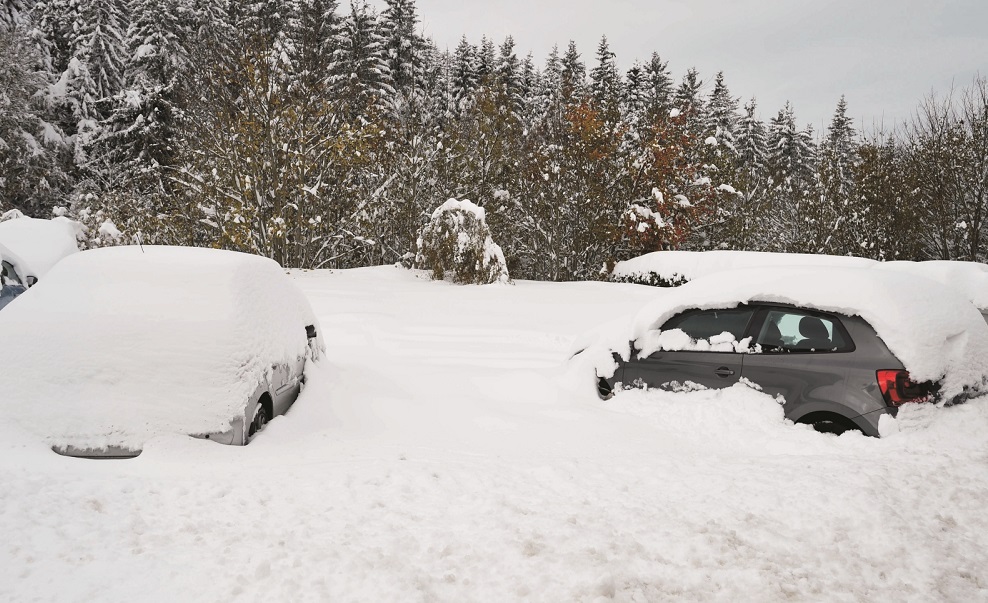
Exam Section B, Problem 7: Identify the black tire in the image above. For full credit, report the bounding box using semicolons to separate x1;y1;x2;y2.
800;413;862;436
246;402;269;443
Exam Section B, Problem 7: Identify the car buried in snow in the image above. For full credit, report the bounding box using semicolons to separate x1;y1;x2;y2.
579;266;988;437
0;214;81;310
0;245;324;458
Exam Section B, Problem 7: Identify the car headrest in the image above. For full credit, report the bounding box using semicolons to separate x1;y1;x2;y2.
799;316;829;340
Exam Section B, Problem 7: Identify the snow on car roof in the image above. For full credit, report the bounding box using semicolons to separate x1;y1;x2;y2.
577;265;988;401
0;246;322;451
612;250;988;312
0;215;80;280
877;260;988;312
611;250;877;284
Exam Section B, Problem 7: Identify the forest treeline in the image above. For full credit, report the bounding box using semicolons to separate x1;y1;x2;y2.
0;0;986;279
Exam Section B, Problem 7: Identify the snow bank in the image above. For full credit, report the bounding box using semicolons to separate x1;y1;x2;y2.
0;214;80;280
578;266;988;401
0;246;322;451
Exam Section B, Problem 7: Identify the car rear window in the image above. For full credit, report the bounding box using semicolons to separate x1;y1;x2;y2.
755;309;853;353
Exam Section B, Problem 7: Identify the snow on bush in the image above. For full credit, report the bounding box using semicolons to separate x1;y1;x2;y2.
416;198;509;285
0;246;323;451
574;266;988;402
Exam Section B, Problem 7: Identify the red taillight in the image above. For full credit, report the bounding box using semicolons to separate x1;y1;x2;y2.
877;370;932;406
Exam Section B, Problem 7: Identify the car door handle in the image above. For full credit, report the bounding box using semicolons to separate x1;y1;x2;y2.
714;366;735;378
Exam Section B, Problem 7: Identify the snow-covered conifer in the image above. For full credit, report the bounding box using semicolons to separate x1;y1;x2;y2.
333;1;395;118
379;0;425;99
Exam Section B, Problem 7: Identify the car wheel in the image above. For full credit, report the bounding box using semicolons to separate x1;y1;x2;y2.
246;402;269;442
804;414;862;436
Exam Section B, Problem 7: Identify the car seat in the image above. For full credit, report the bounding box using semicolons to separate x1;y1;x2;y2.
797;316;832;351
760;320;785;350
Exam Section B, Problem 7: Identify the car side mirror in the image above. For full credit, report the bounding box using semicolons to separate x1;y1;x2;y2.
305;325;317;340
26;276;37;287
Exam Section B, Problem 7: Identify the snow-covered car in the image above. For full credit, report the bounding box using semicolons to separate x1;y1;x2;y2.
0;214;80;310
0;246;324;458
576;266;988;436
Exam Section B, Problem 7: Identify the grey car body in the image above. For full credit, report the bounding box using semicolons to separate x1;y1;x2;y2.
599;302;923;437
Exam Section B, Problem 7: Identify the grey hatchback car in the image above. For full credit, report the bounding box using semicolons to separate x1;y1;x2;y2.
598;303;933;436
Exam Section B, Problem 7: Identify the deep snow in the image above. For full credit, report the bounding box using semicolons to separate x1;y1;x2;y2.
0;266;986;602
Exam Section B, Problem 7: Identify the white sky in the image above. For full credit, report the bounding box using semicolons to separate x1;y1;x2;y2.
370;0;987;134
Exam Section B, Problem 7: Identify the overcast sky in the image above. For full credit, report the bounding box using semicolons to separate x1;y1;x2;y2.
370;0;987;134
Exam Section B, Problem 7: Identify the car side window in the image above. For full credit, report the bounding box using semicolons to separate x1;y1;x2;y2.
661;308;754;341
755;309;852;353
1;260;22;286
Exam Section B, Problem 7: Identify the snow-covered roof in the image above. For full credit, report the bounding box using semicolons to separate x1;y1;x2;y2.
578;266;988;401
0;215;80;281
0;246;323;451
611;250;988;312
877;260;988;312
611;250;877;284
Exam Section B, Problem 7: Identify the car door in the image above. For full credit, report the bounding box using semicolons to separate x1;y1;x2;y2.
740;305;852;415
624;307;755;391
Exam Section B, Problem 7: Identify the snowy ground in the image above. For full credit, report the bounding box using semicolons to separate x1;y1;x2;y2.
2;266;987;602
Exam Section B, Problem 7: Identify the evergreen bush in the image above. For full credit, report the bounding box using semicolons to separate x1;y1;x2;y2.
415;199;509;285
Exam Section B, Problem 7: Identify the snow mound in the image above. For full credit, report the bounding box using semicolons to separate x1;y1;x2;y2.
578;266;988;401
0;214;81;280
0;246;322;451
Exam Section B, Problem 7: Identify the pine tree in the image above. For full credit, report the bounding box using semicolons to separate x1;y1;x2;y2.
449;35;477;112
295;0;342;92
643;52;673;120
705;72;739;151
560;40;584;103
379;0;424;99
333;1;395;119
0;0;31;31
0;26;71;214
589;35;621;124
494;35;523;119
817;95;859;254
475;35;495;85
765;102;818;252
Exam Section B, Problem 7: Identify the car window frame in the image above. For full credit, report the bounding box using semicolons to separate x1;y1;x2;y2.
747;304;857;354
654;305;758;354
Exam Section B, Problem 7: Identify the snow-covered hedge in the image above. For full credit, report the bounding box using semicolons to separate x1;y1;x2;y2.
416;199;509;285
